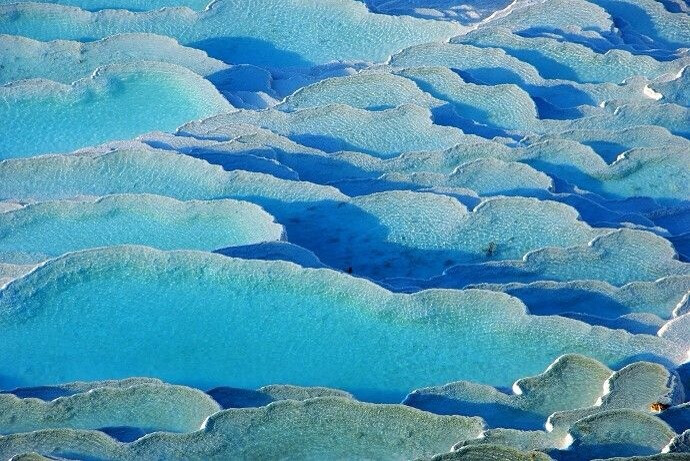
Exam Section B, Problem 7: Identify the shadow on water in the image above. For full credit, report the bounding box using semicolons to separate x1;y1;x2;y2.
500;285;640;319
453;66;525;86
431;104;518;140
580;140;629;164
2;385;73;400
532;97;585;120
208;385;411;405
230;197;480;281
610;353;679;373
288;133;371;155
214;241;327;269
141;138;380;184
499;47;581;82
452;67;598;115
154;135;690;239
190;151;299;180
670;234;690;262
517;26;618;54
404;393;547;430
206;64;273;92
550;443;664;460
190;36;314;69
560;312;662;335
592;0;686;50
99;426;149;443
207;386;275;409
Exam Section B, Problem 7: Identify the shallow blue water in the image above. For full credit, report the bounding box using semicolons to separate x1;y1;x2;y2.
0;0;211;11
0;63;231;158
0;0;689;459
1;247;683;396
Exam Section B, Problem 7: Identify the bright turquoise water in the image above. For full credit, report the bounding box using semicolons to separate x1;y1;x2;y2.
0;247;683;398
0;195;283;263
0;0;689;458
0;63;231;158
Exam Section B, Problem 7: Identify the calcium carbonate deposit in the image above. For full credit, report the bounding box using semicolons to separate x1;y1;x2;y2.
0;0;689;459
